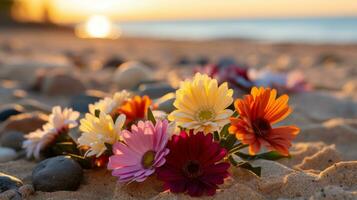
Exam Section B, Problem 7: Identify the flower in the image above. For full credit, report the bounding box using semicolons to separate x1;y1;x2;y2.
117;95;152;125
22;106;80;159
108;120;170;183
89;90;131;116
229;87;300;156
157;131;230;197
249;69;311;93
168;73;234;133
195;64;252;92
78;112;126;157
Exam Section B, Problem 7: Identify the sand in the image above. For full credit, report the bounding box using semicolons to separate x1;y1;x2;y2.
0;28;357;199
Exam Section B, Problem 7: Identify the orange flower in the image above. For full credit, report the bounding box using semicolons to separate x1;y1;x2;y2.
117;95;152;125
229;87;299;156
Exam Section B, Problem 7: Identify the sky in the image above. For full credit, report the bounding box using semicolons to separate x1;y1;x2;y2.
12;0;357;24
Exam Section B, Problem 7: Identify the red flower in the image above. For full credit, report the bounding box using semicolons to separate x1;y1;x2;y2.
157;131;230;197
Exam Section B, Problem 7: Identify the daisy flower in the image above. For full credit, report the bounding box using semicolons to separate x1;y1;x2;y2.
89;90;131;116
157;131;230;197
22;106;80;160
229;86;300;156
117;95;152;126
78;112;126;157
107;120;170;183
168;73;234;134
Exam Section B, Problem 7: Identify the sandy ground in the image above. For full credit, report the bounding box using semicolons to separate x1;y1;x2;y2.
0;28;357;200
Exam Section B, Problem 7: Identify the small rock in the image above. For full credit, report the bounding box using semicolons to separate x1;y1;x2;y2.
0;105;24;122
138;83;175;99
68;90;106;113
18;99;52;114
0;112;47;136
103;56;125;69
175;56;190;65
0;189;22;200
0;131;25;151
41;70;86;96
18;184;34;198
0;147;17;163
113;61;153;90
0;173;23;193
217;57;236;68
156;94;176;113
32;156;83;192
196;56;209;66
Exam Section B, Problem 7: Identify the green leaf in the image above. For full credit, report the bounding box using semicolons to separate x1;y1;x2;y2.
235;151;290;161
213;131;220;141
219;123;230;138
105;143;113;153
232;111;239;117
67;153;93;169
147;107;156;125
237;162;261;177
228;155;261;177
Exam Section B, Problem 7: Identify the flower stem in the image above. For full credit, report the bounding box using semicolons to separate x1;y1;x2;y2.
228;144;249;155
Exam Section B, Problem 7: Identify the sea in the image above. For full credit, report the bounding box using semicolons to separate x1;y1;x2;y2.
118;17;357;43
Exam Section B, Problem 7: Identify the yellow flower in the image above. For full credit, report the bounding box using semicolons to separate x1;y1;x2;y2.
168;73;234;133
78;112;126;157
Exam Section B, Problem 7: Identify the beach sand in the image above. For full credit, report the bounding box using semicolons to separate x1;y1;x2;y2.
0;28;357;199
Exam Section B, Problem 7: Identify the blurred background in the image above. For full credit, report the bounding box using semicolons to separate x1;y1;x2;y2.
1;0;357;42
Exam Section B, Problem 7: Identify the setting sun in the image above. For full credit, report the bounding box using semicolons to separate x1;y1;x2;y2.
75;15;120;39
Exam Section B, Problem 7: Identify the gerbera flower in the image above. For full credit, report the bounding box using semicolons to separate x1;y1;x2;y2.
157;131;230;197
22;106;80;159
168;73;234;133
89;90;131;116
107;120;170;183
78;113;126;157
116;95;152;125
229;87;300;156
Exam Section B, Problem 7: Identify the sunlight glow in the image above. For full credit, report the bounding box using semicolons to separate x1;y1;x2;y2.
75;15;120;39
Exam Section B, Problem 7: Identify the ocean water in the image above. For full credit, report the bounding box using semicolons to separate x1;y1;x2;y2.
118;17;357;43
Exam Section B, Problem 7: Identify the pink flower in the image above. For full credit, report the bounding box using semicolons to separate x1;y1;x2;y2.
108;120;170;183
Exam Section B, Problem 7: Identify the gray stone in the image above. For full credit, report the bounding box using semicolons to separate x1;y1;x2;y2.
0;173;23;193
0;131;25;151
138;83;175;99
0;147;17;163
157;96;176;113
32;156;83;192
0;112;47;137
103;56;125;69
68;90;106;113
18;184;34;198
0;105;24;122
41;70;86;96
113;61;153;90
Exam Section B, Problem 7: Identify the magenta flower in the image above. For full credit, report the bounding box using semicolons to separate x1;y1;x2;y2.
108;120;170;182
157;131;230;197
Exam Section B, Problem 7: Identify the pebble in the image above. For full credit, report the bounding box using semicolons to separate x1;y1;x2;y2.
103;56;125;69
0;105;24;122
196;56;209;66
156;95;176;113
0;131;25;151
217;57;236;68
113;61;153;90
41;70;86;96
0;112;47;137
175;56;190;65
18;184;35;198
68;90;106;113
138;83;175;99
0;147;17;163
32;156;83;192
0;173;23;193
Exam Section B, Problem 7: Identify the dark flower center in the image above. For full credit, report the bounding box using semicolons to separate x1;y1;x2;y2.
183;160;202;178
142;150;156;169
252;118;271;137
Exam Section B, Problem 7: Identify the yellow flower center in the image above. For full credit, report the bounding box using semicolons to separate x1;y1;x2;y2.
142;150;156;169
196;109;215;122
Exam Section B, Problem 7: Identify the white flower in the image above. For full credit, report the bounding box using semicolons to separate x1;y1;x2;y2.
89;90;130;116
22;106;80;160
78;113;126;157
